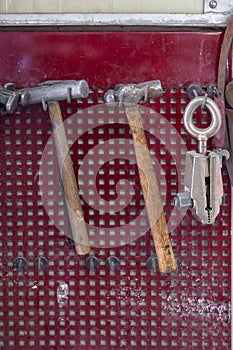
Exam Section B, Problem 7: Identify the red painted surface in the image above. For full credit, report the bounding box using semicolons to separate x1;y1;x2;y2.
0;31;231;350
0;31;226;87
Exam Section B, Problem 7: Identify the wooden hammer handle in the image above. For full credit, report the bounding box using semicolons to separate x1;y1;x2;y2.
125;105;177;273
48;101;91;255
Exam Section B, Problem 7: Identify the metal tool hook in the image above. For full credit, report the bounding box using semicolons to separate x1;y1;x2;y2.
201;93;208;111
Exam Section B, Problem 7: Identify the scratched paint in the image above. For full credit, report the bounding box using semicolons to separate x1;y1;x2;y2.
161;294;230;323
0;30;231;350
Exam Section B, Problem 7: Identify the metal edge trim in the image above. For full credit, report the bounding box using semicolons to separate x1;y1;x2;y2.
0;13;231;27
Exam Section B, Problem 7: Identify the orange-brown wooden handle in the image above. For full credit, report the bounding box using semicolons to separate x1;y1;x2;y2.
126;105;177;273
48;101;90;255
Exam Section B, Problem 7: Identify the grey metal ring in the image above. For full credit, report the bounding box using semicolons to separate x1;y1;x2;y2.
183;96;222;141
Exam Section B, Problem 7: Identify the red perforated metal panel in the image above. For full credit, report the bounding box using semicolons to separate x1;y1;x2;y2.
0;30;231;350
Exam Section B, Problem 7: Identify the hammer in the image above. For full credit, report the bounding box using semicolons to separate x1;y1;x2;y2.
18;80;91;255
105;81;177;273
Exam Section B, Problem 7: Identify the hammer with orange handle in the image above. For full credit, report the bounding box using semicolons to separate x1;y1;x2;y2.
105;81;177;273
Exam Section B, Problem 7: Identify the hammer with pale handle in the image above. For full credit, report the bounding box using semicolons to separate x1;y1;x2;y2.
18;80;91;255
105;81;177;273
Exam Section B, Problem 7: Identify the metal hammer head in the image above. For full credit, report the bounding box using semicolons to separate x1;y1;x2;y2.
18;80;89;111
104;80;163;105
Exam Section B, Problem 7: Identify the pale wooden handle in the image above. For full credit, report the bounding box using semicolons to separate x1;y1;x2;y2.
126;105;177;273
48;101;90;255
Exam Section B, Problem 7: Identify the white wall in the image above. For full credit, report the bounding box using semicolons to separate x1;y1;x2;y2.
0;0;203;14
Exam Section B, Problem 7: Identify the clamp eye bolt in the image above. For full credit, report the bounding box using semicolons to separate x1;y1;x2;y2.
183;96;222;154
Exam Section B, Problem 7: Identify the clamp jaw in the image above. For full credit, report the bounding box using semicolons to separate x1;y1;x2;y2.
176;148;228;224
175;95;229;224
